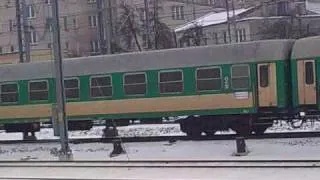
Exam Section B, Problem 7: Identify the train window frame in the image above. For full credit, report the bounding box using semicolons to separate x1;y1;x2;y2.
305;61;314;85
196;66;222;92
123;72;147;96
90;75;113;98
231;64;250;90
28;80;49;102
64;77;80;100
0;82;19;104
259;64;269;88
158;70;184;94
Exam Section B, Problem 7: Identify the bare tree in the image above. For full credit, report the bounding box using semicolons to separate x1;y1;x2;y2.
152;18;175;49
117;2;142;51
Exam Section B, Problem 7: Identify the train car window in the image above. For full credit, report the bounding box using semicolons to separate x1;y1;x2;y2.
231;65;250;89
90;76;112;98
196;67;221;91
259;65;269;88
305;62;314;85
124;73;146;95
0;83;18;103
29;81;48;101
159;71;183;94
64;78;80;99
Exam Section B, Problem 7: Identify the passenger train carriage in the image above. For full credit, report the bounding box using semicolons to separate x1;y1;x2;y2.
0;36;319;137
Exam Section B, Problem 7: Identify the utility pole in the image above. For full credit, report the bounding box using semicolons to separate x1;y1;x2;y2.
15;0;24;63
22;0;31;62
97;0;106;54
105;0;112;54
52;0;72;160
154;0;158;49
144;0;151;49
231;0;237;42
225;0;232;43
192;0;196;20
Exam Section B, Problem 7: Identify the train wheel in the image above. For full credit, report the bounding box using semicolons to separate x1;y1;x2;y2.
232;120;252;136
253;126;268;135
186;128;202;138
204;131;216;136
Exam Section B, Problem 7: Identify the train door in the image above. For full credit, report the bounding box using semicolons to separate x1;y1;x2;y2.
297;60;316;105
257;63;277;107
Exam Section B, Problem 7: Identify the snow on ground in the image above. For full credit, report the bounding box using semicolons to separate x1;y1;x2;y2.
0;137;319;161
0;120;320;140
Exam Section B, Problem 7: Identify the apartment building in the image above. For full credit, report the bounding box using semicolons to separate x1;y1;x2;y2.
0;0;224;63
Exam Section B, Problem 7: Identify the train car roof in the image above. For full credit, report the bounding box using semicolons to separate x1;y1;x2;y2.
291;36;320;60
0;39;294;82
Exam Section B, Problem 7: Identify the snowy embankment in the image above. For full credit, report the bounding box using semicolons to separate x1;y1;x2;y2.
0;137;320;161
0;120;319;140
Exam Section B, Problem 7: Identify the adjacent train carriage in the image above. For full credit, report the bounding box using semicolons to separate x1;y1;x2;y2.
0;39;294;137
291;36;320;117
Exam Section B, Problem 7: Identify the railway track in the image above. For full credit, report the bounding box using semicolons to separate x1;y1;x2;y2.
0;160;319;180
0;131;320;144
0;160;320;168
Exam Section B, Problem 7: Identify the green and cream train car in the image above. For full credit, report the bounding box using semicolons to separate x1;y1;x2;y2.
0;39;296;137
291;36;320;117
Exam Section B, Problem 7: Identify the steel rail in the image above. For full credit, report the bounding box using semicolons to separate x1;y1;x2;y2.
0;160;319;168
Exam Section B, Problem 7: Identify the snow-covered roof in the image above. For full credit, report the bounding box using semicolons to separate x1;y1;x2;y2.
174;8;253;32
306;0;320;14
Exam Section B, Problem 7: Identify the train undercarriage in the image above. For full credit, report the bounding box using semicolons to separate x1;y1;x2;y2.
177;114;274;137
2;109;318;140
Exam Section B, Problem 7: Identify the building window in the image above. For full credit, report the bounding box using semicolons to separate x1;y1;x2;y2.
65;42;69;50
277;1;289;16
29;81;48;101
0;46;3;54
207;0;215;5
72;18;77;29
259;65;269;88
88;0;96;3
196;67;222;91
212;32;218;44
231;65;250;89
90;76;112;98
64;78;80;99
48;24;53;32
27;5;35;18
123;73;146;96
223;31;227;43
10;46;14;52
45;0;51;5
47;43;52;49
305;61;314;85
88;15;98;27
63;16;68;31
1;83;18;103
159;71;183;94
90;40;99;52
9;20;14;32
172;6;184;20
236;28;246;42
30;30;37;44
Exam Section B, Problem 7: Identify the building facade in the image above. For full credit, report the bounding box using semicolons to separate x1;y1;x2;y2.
175;0;318;47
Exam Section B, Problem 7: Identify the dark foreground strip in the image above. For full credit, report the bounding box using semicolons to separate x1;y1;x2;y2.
0;131;320;144
0;178;124;180
0;160;319;168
